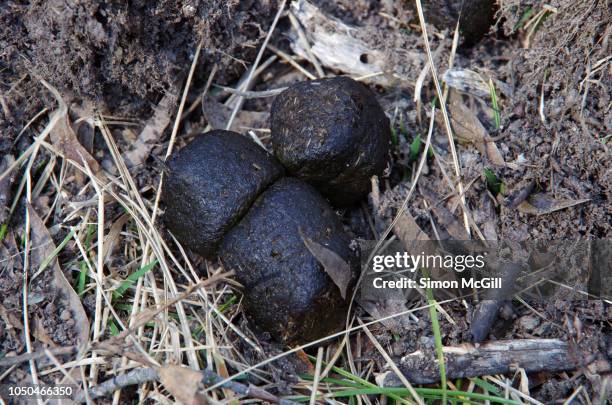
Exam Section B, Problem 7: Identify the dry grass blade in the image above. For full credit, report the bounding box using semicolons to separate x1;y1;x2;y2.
413;0;470;236
359;319;423;405
225;0;287;130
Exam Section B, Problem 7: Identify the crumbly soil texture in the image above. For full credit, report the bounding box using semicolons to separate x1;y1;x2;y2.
0;0;609;403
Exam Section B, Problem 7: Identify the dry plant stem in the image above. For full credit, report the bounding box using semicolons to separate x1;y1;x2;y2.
287;9;325;78
225;0;287;130
198;367;300;405
76;367;159;402
76;366;300;404
87;157;105;384
23;154;42;404
414;0;470;236
0;347;79;368
267;44;317;79
166;41;203;159
215;85;287;98
309;347;324;405
181;63;218;121
224;55;278;108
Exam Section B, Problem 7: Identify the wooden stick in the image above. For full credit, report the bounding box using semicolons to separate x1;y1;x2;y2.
381;338;600;385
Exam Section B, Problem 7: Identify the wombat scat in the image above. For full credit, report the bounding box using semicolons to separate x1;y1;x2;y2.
220;178;356;344
162;130;283;257
270;76;391;206
162;131;356;344
408;0;497;45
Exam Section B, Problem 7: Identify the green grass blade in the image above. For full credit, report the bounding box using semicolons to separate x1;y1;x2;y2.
36;228;76;275
77;224;96;295
291;387;523;404
0;223;7;243
513;7;534;31
410;135;422;161
425;271;447;405
113;260;158;299
488;79;501;130
484;168;503;195
108;320;120;336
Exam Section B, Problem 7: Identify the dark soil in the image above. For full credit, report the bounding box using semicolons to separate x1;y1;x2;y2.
0;0;277;152
2;0;276;110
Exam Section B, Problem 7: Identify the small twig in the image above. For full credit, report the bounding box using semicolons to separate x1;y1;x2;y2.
0;346;79;368
199;368;299;405
382;339;599;385
75;368;158;402
76;367;300;405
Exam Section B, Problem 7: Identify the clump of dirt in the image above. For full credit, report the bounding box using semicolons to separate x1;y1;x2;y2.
1;0;277;115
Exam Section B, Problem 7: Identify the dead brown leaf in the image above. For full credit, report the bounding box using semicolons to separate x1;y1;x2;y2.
102;213;130;262
0;303;23;351
41;80;99;173
28;205;90;346
299;230;352;299
123;92;177;168
295;348;316;374
444;94;505;166
421;187;469;240
202;96;268;132
0;303;23;331
393;211;429;245
158;365;207;405
517;194;590;215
